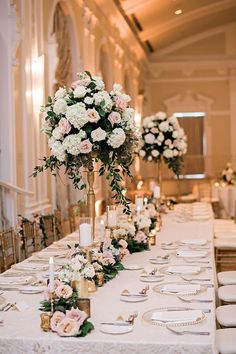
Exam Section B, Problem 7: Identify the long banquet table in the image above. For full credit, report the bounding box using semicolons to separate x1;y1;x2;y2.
0;207;217;354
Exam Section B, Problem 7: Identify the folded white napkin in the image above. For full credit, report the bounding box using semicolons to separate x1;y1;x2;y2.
151;309;202;322
160;284;201;294
167;266;201;274
177;250;208;258
180;239;207;246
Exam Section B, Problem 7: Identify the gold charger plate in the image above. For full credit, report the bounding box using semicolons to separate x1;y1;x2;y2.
142;307;206;327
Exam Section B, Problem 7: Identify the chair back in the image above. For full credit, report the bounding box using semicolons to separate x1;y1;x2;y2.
40;215;56;247
68;205;80;232
54;209;63;239
22;221;38;258
0;228;16;271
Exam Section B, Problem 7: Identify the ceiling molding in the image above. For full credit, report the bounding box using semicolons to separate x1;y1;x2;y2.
150;22;234;59
121;0;157;15
139;0;236;42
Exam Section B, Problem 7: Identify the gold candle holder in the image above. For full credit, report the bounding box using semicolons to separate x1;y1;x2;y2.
96;272;105;287
77;298;91;319
40;312;52;332
88;279;97;293
149;232;156;246
79;277;89;298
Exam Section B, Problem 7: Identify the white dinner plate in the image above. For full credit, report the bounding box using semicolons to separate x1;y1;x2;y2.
123;264;143;270
120;295;148;303
149;258;169;265
140;275;164;283
100;322;133;335
19;286;45;294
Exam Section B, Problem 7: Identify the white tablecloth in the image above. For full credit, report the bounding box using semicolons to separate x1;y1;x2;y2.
212;185;236;217
0;209;217;354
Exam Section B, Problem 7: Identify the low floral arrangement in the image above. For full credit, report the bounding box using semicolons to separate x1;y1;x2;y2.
91;240;125;282
33;71;139;213
139;111;187;175
112;217;150;253
40;280;94;337
220;162;236;185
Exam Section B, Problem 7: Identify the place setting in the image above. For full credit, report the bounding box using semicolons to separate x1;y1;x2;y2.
159;265;205;276
153;282;207;296
100;312;138;335
139;267;165;283
149;254;170;265
120;286;149;303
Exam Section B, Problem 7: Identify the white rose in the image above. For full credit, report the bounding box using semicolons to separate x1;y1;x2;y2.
53;99;67;115
159;121;169;132
157;132;164;142
84;96;94;105
144;133;155;144
172;130;178;138
151;149;159;157
148;156;152;161
173;149;179;156
74;86;87;98
107;128;126;148
163;149;173;158
87;108;100;123
168;115;177;124
52;127;63;140
91;127;107;142
66;103;88;129
139;150;146;157
55;87;67;100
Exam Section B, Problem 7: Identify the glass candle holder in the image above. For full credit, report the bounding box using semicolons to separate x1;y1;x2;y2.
107;206;117;228
79;217;93;247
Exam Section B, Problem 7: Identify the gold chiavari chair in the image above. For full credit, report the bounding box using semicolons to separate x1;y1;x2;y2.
22;221;39;258
68;204;80;232
54;209;64;240
40;215;56;247
0;228;16;271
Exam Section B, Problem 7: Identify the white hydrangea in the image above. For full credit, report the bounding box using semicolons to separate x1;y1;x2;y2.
173;149;179;156
156;111;167;120
66;103;88;129
93;91;113;112
51;141;66;162
139;149;146;157
151;149;159;157
48;136;56;148
78;130;87;139
168;115;178;124
107;128;126;148
74;86;87;98
163;149;173;158
52;127;63;140
55;87;67;100
81;263;95;279
91;127;107;142
62;134;82;155
144;133;155;144
53;98;67;115
159;121;169;132
112;83;122;93
94;76;105;90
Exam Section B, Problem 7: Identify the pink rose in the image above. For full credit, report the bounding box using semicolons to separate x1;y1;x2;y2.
165;139;172;146
44;279;63;300
134;231;147;243
101;250;115;265
151;127;158;134
78;139;92;154
56;318;79;337
55;284;73;299
118;239;128;248
103;238;112;250
115;96;127;110
119;247;130;259
66;308;87;327
59;118;71;134
87;108;100;123
71;78;90;89
50;311;66;332
173;122;180;130
108;112;121;126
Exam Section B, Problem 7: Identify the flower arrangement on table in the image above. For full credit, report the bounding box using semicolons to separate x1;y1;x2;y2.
139;111;187;175
111;216;151;253
32;71;139;213
40;252;94;337
220;162;236;185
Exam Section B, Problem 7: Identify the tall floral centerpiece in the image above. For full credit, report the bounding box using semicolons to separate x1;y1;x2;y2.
33;71;139;215
139;112;187;190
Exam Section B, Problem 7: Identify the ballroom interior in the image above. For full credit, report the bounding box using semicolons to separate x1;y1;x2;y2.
1;0;236;353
